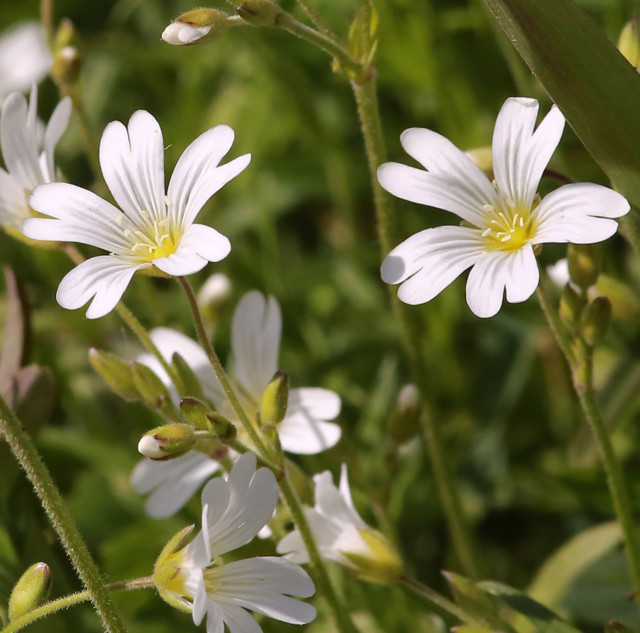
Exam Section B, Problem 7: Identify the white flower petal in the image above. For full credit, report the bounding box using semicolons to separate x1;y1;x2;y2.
55;255;146;319
152;248;208;277
217;603;263;633
131;452;220;518
204;453;279;557
25;183;133;252
192;572;209;625
1;89;42;189
314;470;365;528
275;528;308;563
42;96;71;180
167;124;250;229
179;223;231;263
547;258;570;288
533;183;630;244
204;601;227;633
180;24;212;44
231;292;281;399
492;97;565;208
0;167;29;228
381;226;484;305
464;247;538;318
99;110;166;224
213;557;316;624
279;388;341;454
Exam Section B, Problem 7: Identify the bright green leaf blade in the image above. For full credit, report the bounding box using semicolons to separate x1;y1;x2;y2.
480;0;640;210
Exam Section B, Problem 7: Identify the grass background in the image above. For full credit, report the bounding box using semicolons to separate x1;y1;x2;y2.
2;0;640;631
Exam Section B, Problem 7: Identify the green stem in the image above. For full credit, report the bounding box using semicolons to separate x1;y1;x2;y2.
61;244;185;393
537;279;640;608
2;577;154;633
40;0;54;47
176;277;271;461
275;12;361;77
351;73;479;579
279;475;358;633
291;0;339;42
0;396;129;633
399;575;479;625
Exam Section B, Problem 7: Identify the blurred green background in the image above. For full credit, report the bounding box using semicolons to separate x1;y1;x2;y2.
2;0;640;631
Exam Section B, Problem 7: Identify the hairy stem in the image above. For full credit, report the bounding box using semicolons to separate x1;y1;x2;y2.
1;577;154;633
0;395;129;633
537;279;640;607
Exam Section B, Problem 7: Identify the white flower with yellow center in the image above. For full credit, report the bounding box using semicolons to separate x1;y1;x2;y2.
153;452;316;633
23;110;249;318
277;465;403;585
0;85;70;234
132;290;342;518
379;97;630;318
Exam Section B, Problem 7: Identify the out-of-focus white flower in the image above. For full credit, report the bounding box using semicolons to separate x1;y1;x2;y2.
132;291;342;518
0;23;51;103
23;110;250;318
198;272;232;309
546;258;571;288
277;465;403;584
153;453;316;632
0;85;70;233
379;97;630;318
162;22;212;45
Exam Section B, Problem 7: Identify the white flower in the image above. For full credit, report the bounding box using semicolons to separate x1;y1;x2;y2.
546;258;571;288
131;291;342;518
277;465;403;584
0;23;51;102
162;22;212;45
198;272;232;309
0;85;70;232
378;97;630;318
23;110;250;318
153;453;316;633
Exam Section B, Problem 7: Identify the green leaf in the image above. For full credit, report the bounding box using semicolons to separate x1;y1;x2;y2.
480;0;640;210
526;521;622;611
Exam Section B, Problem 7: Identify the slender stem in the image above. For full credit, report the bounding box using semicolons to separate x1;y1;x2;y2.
351;74;479;578
176;277;271;460
0;395;128;633
279;475;358;633
292;0;339;42
275;13;361;77
61;244;185;393
1;577;154;633
40;0;54;47
537;280;640;608
399;575;479;625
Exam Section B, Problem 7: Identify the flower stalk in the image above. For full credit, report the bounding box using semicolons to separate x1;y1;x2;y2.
0;577;154;633
537;277;640;608
0;394;129;633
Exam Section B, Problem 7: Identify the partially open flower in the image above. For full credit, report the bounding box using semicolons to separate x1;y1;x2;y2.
162;9;230;46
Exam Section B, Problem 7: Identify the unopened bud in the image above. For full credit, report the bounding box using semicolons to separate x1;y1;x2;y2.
8;563;51;621
89;349;139;401
237;0;283;27
342;528;404;585
559;283;587;329
180;397;213;430
581;297;612;346
172;352;204;400
465;147;493;175
443;572;500;620
618;15;640;70
162;9;230;46
198;273;232;311
138;424;196;460
568;244;600;290
387;384;421;443
205;411;237;442
260;371;289;429
51;46;81;85
130;361;177;418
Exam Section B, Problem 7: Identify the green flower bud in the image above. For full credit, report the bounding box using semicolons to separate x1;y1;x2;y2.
260;371;289;429
51;46;82;86
581;297;612;346
205;412;237;442
559;283;587;329
180;397;213;430
443;572;501;621
89;349;139;401
387;384;421;443
153;525;195;613
162;9;230;46
138;424;196;460
8;563;51;621
237;0;283;27
618;15;640;69
342;528;404;585
568;244;600;290
130;361;177;418
172;352;204;400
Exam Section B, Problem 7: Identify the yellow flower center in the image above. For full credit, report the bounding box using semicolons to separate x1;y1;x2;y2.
480;202;537;252
123;214;179;262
